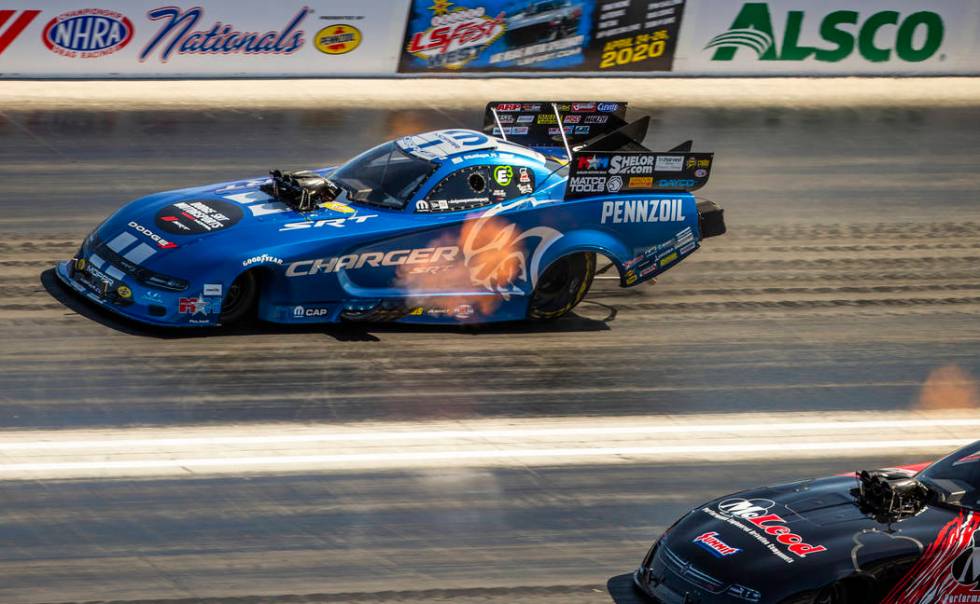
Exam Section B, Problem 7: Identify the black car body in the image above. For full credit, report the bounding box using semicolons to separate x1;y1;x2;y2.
634;441;980;603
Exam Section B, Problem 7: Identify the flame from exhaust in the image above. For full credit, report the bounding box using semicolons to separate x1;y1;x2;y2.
395;216;529;317
916;364;979;410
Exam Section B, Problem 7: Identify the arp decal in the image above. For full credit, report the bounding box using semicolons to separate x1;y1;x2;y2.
882;511;980;604
42;9;134;58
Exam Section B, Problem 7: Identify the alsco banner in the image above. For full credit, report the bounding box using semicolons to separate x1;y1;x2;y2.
398;0;687;73
673;0;977;75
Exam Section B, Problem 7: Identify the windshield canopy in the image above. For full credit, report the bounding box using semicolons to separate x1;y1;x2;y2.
331;142;434;209
920;441;980;509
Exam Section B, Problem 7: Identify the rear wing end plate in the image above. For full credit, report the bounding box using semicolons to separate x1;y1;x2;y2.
482;101;628;157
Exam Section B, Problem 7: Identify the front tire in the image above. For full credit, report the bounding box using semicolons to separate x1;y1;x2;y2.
220;271;258;326
527;252;595;320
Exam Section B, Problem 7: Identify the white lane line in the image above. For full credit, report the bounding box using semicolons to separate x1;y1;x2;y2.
1;418;978;450
0;439;969;474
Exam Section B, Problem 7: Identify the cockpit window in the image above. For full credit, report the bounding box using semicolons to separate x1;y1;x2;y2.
919;442;980;510
415;165;535;213
331;141;435;209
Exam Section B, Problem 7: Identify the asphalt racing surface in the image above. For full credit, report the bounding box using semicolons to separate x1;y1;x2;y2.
1;98;979;603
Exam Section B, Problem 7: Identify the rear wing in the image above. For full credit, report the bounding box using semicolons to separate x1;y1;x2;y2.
482;101;627;157
565;116;714;199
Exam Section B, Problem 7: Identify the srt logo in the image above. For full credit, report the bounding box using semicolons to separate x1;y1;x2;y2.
279;214;376;231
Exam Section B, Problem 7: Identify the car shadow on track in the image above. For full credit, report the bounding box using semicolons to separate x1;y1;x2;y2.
41;269;616;340
607;573;645;603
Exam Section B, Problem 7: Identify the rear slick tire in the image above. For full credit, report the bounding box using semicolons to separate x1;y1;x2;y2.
527;252;596;320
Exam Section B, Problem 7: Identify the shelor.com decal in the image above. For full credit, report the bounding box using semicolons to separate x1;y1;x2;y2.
398;0;686;73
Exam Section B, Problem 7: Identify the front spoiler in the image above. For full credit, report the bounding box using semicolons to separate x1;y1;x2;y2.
55;260;209;328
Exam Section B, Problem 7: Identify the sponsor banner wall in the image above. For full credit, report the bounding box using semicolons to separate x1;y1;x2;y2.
0;1;410;77
398;0;687;73
673;0;980;75
0;0;977;77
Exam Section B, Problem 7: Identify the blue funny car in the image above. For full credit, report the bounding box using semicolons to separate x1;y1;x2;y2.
57;100;725;328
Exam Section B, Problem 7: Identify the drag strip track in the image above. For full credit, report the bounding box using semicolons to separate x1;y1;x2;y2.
0;102;979;603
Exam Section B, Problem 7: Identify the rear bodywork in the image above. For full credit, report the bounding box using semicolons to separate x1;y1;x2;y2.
57;101;725;328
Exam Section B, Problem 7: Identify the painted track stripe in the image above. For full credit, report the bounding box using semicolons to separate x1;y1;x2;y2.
0;417;978;450
0;439;969;475
0;412;973;479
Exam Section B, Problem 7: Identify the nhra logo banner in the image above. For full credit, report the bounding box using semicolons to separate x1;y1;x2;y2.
398;0;687;73
0;0;410;77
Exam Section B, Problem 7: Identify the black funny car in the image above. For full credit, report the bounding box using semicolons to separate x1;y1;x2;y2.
634;440;980;603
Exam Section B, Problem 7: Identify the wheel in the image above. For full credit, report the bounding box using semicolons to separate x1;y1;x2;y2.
527;252;595;320
220;271;258;326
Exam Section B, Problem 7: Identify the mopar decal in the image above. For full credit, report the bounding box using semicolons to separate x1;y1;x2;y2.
293;305;330;317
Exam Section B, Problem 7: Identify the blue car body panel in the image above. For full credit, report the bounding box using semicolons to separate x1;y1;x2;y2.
57;126;714;327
